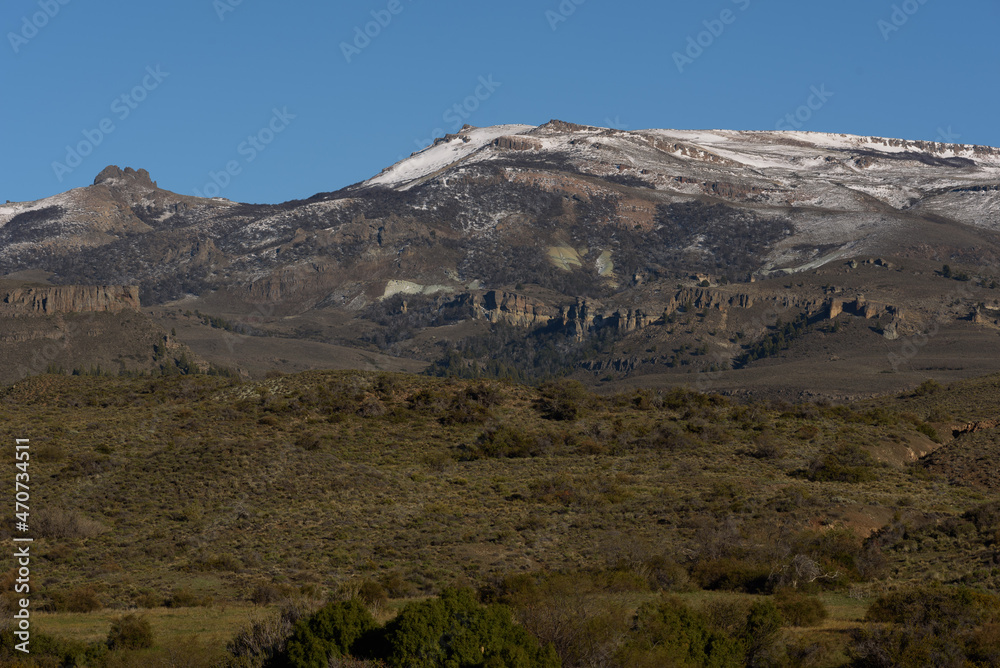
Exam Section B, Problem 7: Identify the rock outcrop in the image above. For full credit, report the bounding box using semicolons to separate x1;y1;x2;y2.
94;165;155;189
492;136;542;152
0;286;140;315
827;295;900;321
460;291;554;328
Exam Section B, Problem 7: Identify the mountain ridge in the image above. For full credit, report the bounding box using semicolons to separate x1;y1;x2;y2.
3;121;1000;396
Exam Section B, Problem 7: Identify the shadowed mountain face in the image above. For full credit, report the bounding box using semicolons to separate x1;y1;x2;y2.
3;121;1000;396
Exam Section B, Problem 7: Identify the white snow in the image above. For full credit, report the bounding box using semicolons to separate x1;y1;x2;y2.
365;124;535;189
0;190;84;230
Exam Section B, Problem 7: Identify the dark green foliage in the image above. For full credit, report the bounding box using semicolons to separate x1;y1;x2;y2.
616;597;743;668
774;590;828;627
912;378;943;397
690;558;772;594
739;600;784;668
851;586;1000;667
0;624;108;666
734;313;813;368
460;425;539;460
380;588;559;668
362;295;469;351
425;321;621;385
278;590;557;668
535;379;590;420
107;613;155;650
282;599;378;667
915;421;940;441
800;443;879;483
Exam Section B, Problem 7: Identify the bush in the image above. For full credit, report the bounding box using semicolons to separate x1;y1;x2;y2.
774;590;828;627
616;597;743;668
739;601;784;668
227;602;312;668
691;558;772;594
851;586;1000;668
34;508;105;539
535;380;590;421
356;580;388;612
283;599;378;668
49;585;102;612
381;588;559;668
484;571;632;667
460;426;538;460
801;443;879;483
167;587;213;607
107;613;154;650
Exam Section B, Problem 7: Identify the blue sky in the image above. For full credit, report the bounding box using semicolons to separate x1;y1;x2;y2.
2;0;997;204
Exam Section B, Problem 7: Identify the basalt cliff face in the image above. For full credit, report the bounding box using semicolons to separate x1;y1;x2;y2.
1;285;141;315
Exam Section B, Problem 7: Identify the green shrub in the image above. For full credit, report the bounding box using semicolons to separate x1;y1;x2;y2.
483;571;632;667
774;590;828;627
49;585;103;612
915;421;940;442
535;380;590;421
460;426;537;460
381;588;559;668
107;613;154;650
801;443;879;483
167;587;212;607
851;586;1000;667
691;558;772;594
739;600;784;668
283;599;378;668
616;597;743;668
356;580;388;612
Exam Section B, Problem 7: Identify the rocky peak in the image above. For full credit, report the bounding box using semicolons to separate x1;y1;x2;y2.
94;165;156;189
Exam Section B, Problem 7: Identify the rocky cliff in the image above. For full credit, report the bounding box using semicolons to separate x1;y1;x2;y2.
1;286;141;315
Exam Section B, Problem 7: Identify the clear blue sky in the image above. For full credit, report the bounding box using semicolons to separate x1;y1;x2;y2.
3;0;997;204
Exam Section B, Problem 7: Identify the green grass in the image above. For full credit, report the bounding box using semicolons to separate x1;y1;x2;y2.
33;604;261;646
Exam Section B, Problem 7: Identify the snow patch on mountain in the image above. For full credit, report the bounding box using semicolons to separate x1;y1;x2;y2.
366;124;534;189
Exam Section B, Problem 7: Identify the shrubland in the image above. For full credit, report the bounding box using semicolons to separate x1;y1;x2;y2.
0;370;998;666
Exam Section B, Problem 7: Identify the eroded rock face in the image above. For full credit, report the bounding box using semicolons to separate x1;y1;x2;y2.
93;165;155;189
1;286;140;314
461;291;554;328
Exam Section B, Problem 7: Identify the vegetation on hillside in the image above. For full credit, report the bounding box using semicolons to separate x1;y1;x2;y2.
0;371;998;665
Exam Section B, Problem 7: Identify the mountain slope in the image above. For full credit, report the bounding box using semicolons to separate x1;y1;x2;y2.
3;121;1000;394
